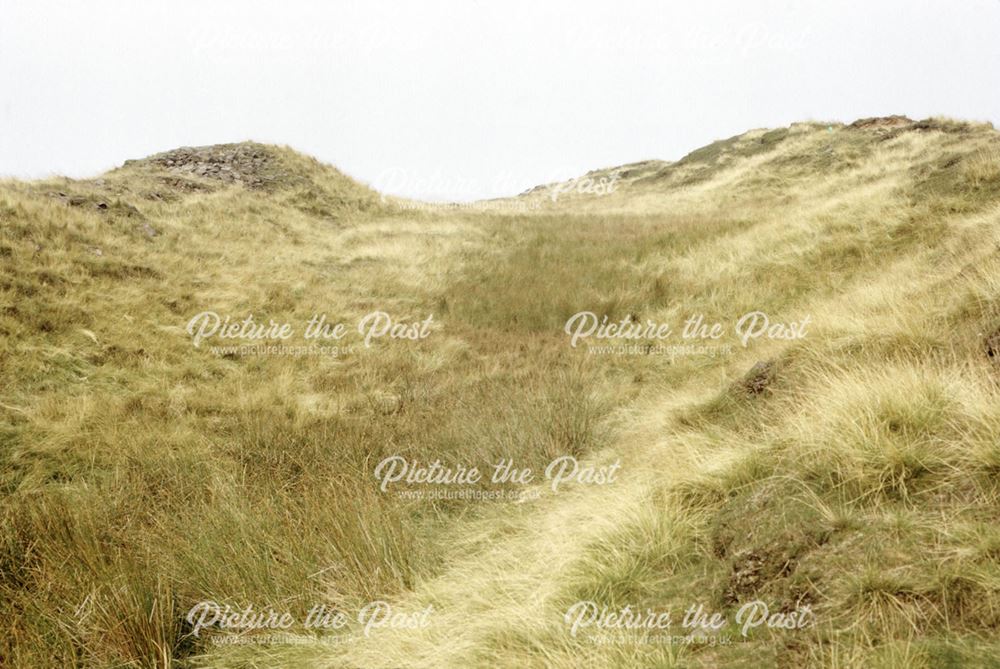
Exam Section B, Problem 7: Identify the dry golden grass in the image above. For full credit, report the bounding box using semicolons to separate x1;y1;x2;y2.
3;121;1000;667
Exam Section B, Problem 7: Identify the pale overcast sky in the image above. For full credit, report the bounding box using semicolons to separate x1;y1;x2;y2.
2;0;999;200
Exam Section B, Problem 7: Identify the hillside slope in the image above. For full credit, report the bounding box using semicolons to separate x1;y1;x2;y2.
3;120;1000;668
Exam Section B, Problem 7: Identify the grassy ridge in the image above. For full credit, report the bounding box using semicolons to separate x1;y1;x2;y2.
3;120;1000;667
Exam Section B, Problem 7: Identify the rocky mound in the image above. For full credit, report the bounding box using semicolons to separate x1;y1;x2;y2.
108;142;384;216
847;115;984;140
848;115;914;129
123;143;291;189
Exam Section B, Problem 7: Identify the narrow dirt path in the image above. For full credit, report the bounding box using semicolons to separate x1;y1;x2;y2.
314;380;732;668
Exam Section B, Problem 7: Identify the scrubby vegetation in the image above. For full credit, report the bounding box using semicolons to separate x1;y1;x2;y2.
3;119;1000;667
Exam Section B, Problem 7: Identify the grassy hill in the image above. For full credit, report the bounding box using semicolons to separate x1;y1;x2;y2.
3;118;1000;668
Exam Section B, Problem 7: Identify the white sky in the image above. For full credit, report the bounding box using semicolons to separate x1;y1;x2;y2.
2;0;999;201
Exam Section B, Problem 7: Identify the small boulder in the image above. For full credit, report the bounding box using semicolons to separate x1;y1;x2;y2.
742;360;776;395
